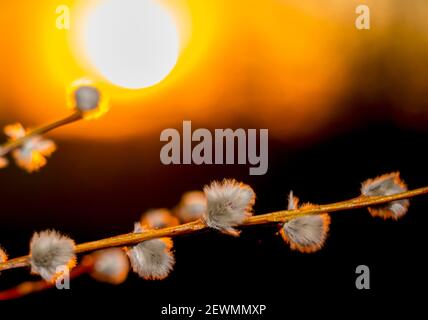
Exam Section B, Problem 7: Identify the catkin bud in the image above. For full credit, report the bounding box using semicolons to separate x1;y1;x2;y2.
68;79;109;120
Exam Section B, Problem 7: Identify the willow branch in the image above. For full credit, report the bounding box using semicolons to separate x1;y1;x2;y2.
1;186;427;272
0;112;83;155
0;259;93;300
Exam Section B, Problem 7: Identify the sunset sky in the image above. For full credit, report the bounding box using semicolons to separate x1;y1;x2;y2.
1;0;427;142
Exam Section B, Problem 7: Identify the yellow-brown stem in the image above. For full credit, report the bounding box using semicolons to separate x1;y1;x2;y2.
0;112;83;155
1;186;427;272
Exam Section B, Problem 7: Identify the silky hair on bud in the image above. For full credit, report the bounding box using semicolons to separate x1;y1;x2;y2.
0;246;7;263
281;192;330;253
361;172;409;220
175;191;207;223
75;86;100;112
29;230;76;281
127;223;175;280
287;191;299;210
67;79;109;120
203;179;255;236
90;248;130;285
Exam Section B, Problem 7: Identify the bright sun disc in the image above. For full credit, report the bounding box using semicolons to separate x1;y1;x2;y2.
84;0;180;89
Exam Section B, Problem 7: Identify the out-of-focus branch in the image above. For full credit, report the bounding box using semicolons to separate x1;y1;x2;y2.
0;112;82;155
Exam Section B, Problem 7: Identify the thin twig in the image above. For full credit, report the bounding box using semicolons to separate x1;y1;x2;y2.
1;186;427;272
0;112;82;155
0;259;93;300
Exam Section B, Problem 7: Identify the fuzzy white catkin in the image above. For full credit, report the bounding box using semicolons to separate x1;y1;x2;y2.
74;85;100;111
175;191;207;223
203;179;255;236
13;136;56;173
90;248;130;285
141;208;179;229
361;172;409;220
29;230;76;281
127;223;175;280
281;192;330;253
3;123;56;172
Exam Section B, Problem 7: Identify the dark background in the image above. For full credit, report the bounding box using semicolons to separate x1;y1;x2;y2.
0;118;427;316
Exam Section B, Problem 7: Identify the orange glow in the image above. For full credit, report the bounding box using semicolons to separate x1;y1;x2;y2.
2;1;426;141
